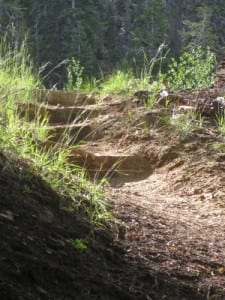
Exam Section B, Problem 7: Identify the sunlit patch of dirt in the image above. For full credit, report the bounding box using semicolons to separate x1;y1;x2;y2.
108;135;225;299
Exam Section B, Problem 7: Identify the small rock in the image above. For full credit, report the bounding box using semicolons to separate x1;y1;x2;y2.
159;90;169;98
0;210;14;221
212;97;225;115
134;90;150;101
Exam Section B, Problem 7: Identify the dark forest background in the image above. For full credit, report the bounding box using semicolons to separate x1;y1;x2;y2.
0;0;224;87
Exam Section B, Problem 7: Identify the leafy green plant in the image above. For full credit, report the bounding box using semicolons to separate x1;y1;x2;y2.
67;238;88;252
167;46;216;91
66;57;84;91
23;184;32;194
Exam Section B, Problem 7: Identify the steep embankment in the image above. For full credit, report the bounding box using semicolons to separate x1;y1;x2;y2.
0;152;147;300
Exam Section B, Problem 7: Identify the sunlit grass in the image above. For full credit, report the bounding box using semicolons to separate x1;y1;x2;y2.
162;110;204;140
0;40;110;224
215;113;225;135
100;70;133;94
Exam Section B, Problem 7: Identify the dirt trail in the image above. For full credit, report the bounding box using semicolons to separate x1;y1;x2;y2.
110;158;225;297
19;87;225;298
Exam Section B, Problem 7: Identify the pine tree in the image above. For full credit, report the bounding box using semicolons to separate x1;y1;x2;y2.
181;5;218;51
0;0;224;87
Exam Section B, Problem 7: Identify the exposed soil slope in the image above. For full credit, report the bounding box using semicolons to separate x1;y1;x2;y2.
0;152;155;300
3;75;225;299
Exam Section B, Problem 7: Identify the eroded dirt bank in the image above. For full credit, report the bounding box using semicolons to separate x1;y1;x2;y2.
0;152;146;300
3;82;225;298
0;150;207;300
109;138;225;299
0;151;203;300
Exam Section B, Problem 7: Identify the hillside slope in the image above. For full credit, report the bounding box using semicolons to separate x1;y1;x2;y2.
3;68;225;298
0;152;142;300
0;150;206;300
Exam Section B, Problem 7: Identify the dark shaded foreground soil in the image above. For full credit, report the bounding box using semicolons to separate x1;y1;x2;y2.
0;151;205;300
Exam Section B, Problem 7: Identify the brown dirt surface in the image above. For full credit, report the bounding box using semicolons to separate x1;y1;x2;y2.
101;96;225;299
3;89;225;299
0;152;155;300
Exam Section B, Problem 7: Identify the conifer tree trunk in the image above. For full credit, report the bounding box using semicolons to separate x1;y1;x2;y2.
165;0;183;56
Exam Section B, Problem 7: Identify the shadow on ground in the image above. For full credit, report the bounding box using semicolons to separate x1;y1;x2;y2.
0;151;206;300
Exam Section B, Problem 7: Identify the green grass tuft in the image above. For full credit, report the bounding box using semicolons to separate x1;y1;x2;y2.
100;70;133;95
0;40;110;224
215;113;225;135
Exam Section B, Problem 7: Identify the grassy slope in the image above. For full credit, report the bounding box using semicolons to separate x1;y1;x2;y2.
0;42;109;224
